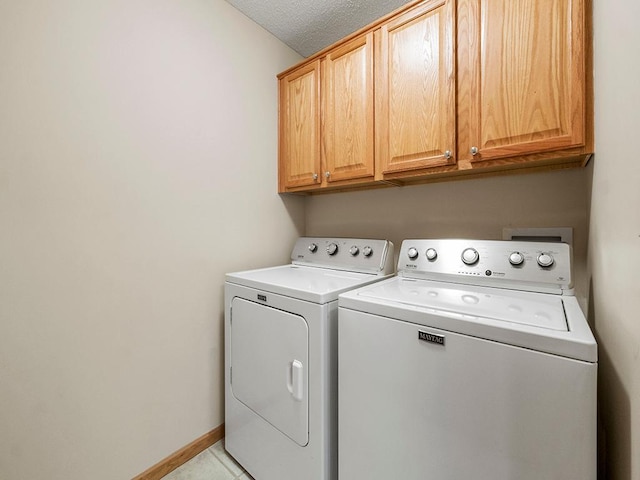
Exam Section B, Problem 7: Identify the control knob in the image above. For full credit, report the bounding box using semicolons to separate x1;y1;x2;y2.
363;246;373;257
509;251;524;266
461;248;479;265
426;248;438;261
308;243;318;253
537;253;555;268
349;245;360;256
326;243;339;256
407;247;419;260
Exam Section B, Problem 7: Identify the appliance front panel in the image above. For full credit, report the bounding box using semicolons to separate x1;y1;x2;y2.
338;308;597;480
231;298;309;446
397;238;573;293
291;237;394;274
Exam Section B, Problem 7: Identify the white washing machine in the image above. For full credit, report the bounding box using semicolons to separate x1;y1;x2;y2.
338;239;597;480
225;237;394;480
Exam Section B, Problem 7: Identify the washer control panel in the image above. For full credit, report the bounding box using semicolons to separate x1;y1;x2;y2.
399;239;573;293
292;237;395;275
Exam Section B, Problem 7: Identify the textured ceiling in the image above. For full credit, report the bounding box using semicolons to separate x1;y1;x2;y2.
225;0;410;57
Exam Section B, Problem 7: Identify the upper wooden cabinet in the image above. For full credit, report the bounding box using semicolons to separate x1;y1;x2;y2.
456;0;591;168
323;33;375;184
278;60;321;191
278;0;592;193
376;0;456;176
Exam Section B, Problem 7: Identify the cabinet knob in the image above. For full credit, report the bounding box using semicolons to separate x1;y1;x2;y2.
444;150;452;159
312;173;318;181
470;146;479;156
325;171;331;178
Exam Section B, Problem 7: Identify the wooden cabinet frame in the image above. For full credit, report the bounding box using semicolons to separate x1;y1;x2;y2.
277;0;593;194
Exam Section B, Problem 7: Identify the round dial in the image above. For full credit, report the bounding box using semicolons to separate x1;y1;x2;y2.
308;243;318;253
326;243;338;256
362;246;373;257
461;248;479;265
349;245;360;256
509;251;524;266
407;247;419;260
537;253;555;268
425;248;438;261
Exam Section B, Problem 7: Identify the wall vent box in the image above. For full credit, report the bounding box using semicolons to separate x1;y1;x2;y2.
502;227;573;246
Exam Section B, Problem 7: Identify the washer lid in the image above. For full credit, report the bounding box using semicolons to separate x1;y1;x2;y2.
339;277;597;362
226;264;388;304
358;278;568;331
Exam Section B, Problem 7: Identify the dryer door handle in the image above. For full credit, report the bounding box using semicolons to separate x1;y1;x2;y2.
287;360;304;402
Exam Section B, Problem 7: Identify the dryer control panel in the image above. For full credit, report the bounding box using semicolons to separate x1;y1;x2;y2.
399;239;573;294
292;237;394;275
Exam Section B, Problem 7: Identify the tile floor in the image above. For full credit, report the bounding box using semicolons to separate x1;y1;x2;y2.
162;439;255;480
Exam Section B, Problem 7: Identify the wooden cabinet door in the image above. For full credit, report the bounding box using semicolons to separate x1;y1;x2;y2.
376;0;456;176
457;0;586;163
279;61;321;191
323;33;375;183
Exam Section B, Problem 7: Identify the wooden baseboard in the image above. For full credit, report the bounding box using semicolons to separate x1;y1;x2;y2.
132;424;225;480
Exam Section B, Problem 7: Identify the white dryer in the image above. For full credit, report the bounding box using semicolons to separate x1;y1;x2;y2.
225;237;394;480
338;239;597;480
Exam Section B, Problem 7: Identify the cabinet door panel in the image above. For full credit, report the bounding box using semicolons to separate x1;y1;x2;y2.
376;0;456;175
324;34;375;183
458;0;585;162
279;61;321;190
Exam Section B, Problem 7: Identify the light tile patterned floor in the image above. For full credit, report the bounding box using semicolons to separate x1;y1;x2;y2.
162;439;254;480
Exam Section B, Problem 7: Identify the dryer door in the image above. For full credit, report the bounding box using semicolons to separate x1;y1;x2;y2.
230;298;309;446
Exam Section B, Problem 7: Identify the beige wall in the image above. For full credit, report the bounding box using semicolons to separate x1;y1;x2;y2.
590;0;640;478
0;1;303;478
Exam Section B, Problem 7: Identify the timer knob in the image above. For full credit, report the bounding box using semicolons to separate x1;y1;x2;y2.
509;251;524;266
426;248;438;261
537;253;555;268
363;246;373;257
461;248;479;265
349;245;360;256
407;247;419;260
326;243;338;256
308;243;318;253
